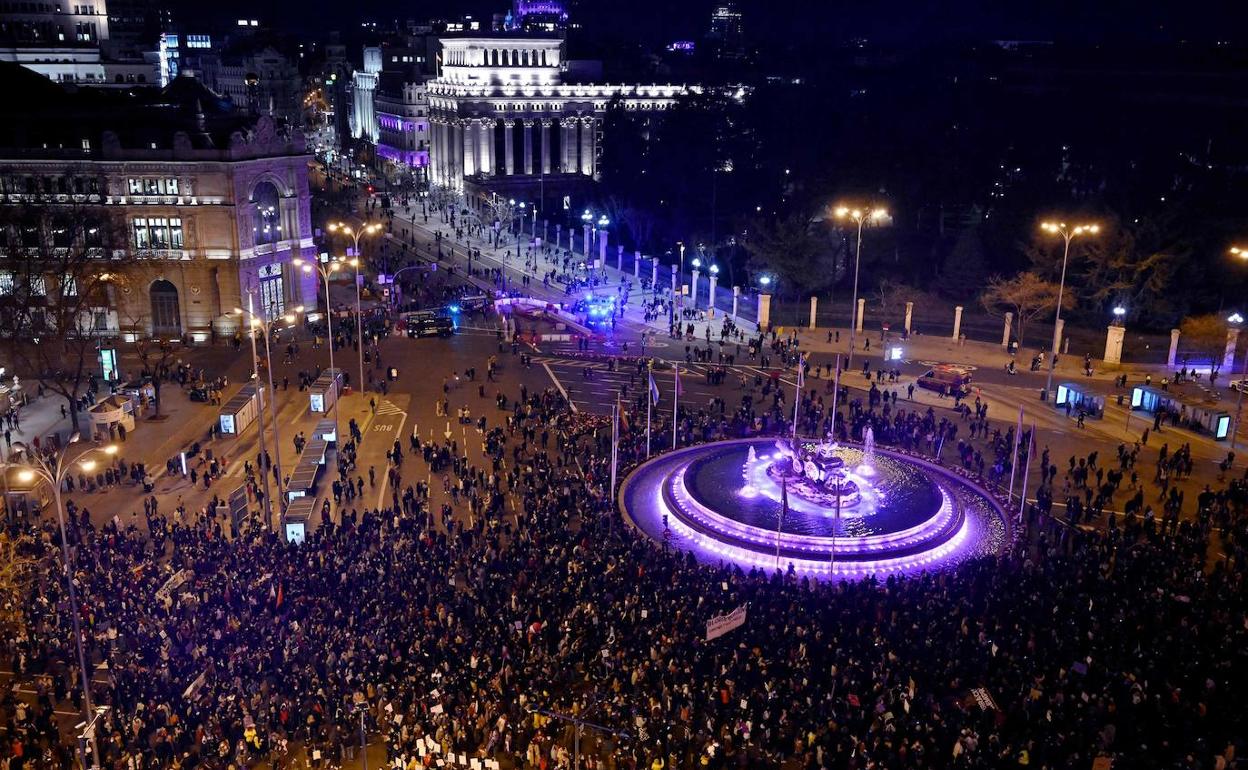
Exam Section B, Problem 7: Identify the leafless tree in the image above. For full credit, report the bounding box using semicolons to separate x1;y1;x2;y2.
0;187;133;432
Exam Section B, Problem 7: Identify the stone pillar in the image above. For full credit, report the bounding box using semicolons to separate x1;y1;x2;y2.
522;120;534;175
461;121;476;177
1168;328;1180;367
634;250;641;277
580;117;594;176
855;298;865;332
808;296;818;330
904;301;913;335
617;244;624;271
478;119;493;177
732;286;740;319
582;225;590;257
691;269;700;309
651;257;658;286
503;120;514;175
598;230;608;266
1053;318;1065;356
952;306;963;341
758;293;772;331
1104;324;1125;365
563;119;577;173
1002;312;1013;347
539;120;552;174
1225;327;1239;372
708;274;718;312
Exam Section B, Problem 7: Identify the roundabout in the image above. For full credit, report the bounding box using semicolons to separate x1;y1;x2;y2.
619;437;1014;579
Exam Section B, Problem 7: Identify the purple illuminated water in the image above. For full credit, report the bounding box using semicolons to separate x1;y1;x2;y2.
619;438;1013;579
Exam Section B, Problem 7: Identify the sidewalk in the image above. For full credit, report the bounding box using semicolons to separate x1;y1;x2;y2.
390;210;760;341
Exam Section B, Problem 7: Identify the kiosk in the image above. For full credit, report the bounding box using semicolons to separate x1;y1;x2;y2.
309;369;344;414
219;384;264;435
314;418;337;444
284;497;316;543
1130;386;1174;414
1055;382;1105;419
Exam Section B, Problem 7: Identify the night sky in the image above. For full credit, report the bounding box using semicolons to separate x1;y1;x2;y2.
170;0;1244;49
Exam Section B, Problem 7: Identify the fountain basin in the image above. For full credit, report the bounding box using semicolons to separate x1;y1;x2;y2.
620;438;1012;579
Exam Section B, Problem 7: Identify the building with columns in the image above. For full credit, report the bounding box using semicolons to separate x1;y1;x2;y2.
351;46;381;143
427;34;694;207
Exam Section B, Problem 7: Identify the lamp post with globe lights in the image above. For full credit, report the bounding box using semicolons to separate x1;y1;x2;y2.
1039;221;1100;399
834;205;889;369
1228;245;1248;447
328;222;381;400
294;257;345;437
2;437;118;770
235;301;304;531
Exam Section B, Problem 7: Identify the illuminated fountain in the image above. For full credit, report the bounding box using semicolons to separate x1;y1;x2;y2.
619;437;1012;579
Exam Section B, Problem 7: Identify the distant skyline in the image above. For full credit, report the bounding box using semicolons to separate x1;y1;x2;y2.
170;0;1244;49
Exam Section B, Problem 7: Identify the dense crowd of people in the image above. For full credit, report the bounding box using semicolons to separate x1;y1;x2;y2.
3;330;1248;770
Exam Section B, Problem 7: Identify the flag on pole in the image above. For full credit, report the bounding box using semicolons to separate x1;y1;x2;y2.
649;370;661;405
797;355;805;388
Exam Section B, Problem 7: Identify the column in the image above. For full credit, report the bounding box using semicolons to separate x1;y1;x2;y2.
904;301;913;335
651;258;658;286
435;121;446;187
732;286;740;319
540;119;552;174
1168;328;1180;367
617;244;624;271
580;117;594;176
634;250;641;277
563;118;578;173
598;229;608;266
461;120;476;178
758;294;772;331
808;297;817;330
708;273;718;311
523;120;534;175
1225;327;1239;372
1001;312;1013;347
1104;325;1125;365
855;298;865;332
504;120;515;175
691;269;700;308
478;119;493;177
1053;318;1066;356
952;306;963;341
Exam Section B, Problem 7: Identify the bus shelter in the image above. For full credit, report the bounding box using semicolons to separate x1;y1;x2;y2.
1055;382;1105;419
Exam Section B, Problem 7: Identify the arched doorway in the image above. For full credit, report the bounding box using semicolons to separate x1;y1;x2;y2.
251;181;282;246
149;280;182;337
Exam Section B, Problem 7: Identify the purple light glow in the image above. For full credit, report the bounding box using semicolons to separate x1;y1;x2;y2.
620;439;1012;580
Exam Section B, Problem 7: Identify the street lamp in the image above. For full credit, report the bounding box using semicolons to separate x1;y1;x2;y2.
328;222;381;398
235;302;303;532
294;257;345;437
1039;220;1100;399
1228;245;1248;448
1112;306;1126;325
2;437;118;770
581;209;593;258
834;204;889;368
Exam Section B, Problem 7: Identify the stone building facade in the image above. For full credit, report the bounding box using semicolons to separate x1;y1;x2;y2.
427;35;694;192
0;68;316;341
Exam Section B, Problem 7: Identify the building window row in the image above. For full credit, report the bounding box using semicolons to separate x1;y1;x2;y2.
133;217;183;249
127;177;180;196
0;175;101;195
